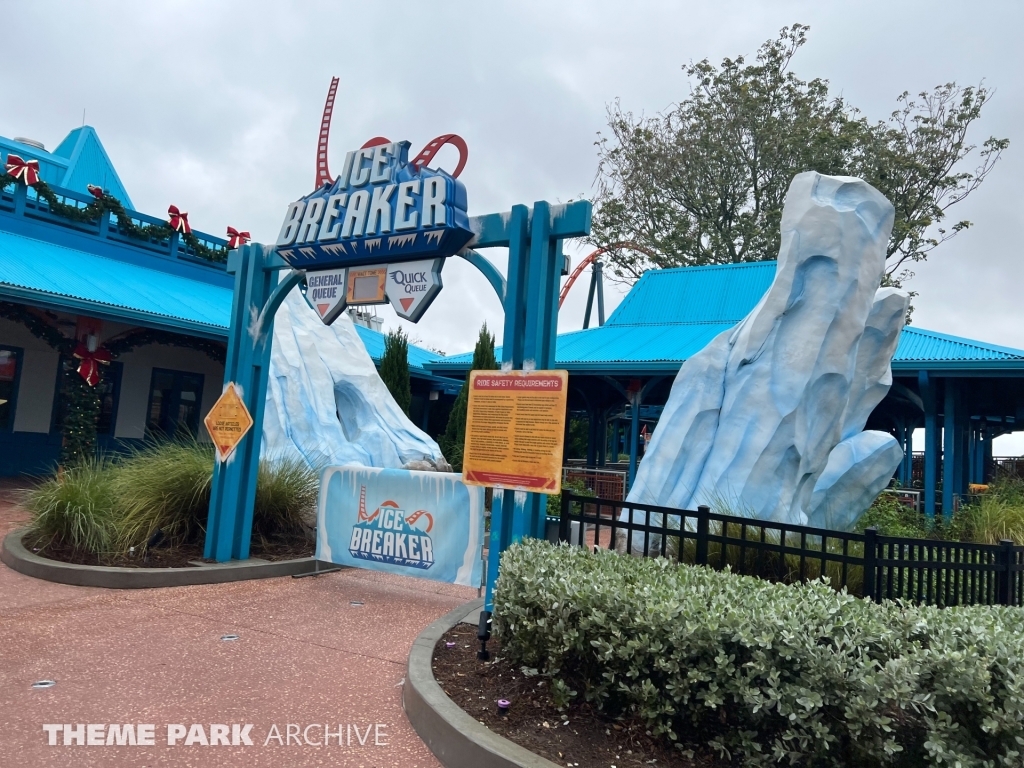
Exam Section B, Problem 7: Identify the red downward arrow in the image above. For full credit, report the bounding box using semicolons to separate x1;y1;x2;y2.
318;304;330;316
400;298;414;311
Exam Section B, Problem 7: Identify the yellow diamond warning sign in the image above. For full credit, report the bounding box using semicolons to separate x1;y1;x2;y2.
204;383;254;462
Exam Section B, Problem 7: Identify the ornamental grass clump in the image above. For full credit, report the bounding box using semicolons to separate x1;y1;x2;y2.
23;457;119;555
493;539;1024;767
114;438;318;550
114;437;217;549
24;437;319;557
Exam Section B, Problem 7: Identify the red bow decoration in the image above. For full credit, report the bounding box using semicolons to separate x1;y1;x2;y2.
226;226;250;249
87;184;105;199
167;205;191;234
72;343;111;387
5;154;40;186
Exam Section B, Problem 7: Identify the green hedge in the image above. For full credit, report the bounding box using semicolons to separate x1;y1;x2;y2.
493;539;1024;767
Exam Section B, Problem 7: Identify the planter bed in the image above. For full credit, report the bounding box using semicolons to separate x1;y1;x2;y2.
432;622;710;768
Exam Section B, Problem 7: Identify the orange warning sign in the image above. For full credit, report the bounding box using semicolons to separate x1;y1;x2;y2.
462;370;568;494
204;383;254;462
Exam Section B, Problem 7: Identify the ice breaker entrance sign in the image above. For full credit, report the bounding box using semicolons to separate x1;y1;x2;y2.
316;466;485;587
279;139;469;326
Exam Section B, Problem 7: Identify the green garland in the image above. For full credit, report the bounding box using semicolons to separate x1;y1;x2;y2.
0;173;227;264
1;302;227;465
0;301;74;354
104;328;226;365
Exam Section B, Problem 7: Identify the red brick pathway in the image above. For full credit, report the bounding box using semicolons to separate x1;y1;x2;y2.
0;479;476;767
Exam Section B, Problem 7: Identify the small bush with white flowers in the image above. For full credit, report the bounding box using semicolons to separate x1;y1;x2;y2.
493;539;1024;767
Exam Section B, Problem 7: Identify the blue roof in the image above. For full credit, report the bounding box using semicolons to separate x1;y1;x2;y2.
1;127;133;207
607;261;777;325
430;261;1024;374
0;229;232;337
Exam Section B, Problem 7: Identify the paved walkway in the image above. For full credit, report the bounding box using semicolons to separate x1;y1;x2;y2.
0;480;476;766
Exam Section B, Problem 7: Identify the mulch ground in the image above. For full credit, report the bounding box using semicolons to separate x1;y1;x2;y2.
25;534;314;568
433;623;720;768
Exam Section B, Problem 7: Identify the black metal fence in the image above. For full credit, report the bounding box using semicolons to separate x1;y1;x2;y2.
559;492;1024;607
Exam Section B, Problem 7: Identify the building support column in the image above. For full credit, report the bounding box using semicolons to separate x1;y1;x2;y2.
903;424;914;486
628;391;641;489
920;371;938;521
943;379;957;521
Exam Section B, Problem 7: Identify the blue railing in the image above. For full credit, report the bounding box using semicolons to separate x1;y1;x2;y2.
0;178;229;269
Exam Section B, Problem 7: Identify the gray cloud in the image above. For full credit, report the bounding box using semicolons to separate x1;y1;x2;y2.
2;0;1021;440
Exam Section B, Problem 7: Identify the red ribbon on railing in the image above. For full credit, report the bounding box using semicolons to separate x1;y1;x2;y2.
167;205;191;234
87;184;105;199
72;342;111;387
5;154;40;186
226;226;250;249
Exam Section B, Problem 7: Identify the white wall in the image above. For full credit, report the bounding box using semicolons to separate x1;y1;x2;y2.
0;317;61;434
113;343;224;440
0;316;225;441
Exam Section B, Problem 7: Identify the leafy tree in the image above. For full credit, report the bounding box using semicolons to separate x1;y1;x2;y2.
592;24;1008;289
380;327;412;416
440;323;497;471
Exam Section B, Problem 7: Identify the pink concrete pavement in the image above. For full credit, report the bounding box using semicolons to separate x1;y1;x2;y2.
0;481;477;767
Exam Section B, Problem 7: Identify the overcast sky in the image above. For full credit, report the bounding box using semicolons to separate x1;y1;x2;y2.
3;1;1023;441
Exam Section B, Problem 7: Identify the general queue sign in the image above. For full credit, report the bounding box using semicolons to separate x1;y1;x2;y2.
204;383;254;462
462;370;568;493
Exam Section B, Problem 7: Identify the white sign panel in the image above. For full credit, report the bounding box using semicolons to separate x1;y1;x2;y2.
304;268;347;325
316;466;484;587
385;258;444;323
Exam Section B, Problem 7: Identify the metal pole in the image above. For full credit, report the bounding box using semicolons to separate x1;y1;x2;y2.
629;392;640;488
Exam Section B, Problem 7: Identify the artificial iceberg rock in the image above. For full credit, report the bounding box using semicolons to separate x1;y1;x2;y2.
806;430;905;530
626;171;907;530
261;287;446;470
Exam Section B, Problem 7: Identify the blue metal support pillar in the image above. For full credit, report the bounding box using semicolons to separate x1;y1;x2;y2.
585;409;598;468
984;424;994;483
204;244;300;561
628;391;640;488
482;200;591;614
943;379;957;521
920;371;938;521
611;419;620;462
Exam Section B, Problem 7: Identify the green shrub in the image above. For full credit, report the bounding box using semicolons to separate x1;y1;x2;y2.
546;477;594;517
493;539;1024;767
856;491;929;539
951;475;1024;545
23;457;119;554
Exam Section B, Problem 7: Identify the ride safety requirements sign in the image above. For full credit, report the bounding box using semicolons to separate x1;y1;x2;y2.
462;370;568;494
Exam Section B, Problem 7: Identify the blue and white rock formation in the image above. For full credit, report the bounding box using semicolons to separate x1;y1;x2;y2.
626;172;907;530
261;287;446;470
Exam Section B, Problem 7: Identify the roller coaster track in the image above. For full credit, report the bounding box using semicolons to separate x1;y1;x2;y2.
558;241;656;309
315;77;340;188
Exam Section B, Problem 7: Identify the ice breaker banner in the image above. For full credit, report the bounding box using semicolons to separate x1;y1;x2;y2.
276;140;473;270
316;467;484;587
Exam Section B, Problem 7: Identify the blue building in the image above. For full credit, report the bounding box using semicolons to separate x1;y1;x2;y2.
430;261;1024;518
0;126;457;477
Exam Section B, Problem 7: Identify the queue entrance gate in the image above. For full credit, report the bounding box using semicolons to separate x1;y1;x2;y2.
202;200;591;615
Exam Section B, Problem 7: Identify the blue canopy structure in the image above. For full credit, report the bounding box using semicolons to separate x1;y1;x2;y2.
429;261;1024;516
